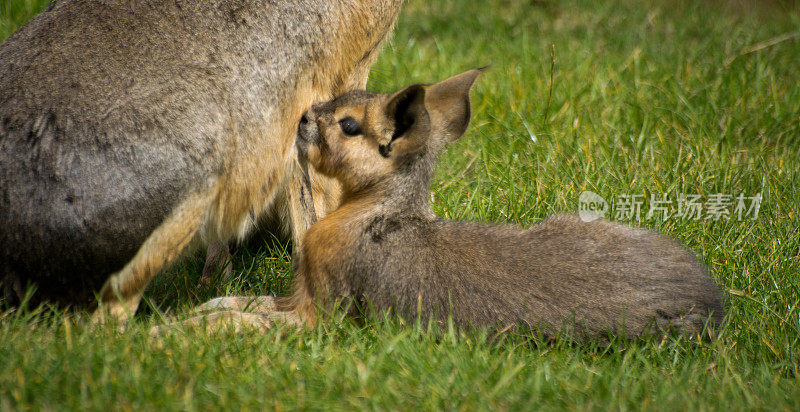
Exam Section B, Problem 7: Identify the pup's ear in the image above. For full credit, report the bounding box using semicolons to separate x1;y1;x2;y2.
384;84;428;139
378;84;430;157
424;68;482;142
377;68;482;157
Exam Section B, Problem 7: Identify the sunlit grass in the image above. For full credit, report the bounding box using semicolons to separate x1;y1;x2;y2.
2;0;799;409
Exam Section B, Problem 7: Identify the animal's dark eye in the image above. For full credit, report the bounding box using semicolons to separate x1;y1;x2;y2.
338;117;362;136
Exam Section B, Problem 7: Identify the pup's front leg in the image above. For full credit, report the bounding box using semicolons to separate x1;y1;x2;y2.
194;295;280;315
201;241;233;282
149;295;302;337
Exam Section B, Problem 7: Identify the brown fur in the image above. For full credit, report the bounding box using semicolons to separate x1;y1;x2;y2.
284;69;726;338
0;0;404;319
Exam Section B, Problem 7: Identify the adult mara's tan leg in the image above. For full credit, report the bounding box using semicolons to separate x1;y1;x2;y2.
92;192;211;323
150;163;323;335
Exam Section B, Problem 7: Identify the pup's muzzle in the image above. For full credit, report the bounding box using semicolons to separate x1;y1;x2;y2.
296;110;317;158
297;110;319;141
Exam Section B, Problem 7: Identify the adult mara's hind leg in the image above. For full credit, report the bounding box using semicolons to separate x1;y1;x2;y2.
151;162;325;334
92;192;211;323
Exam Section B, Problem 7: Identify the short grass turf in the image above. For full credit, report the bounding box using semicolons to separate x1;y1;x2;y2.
2;0;800;409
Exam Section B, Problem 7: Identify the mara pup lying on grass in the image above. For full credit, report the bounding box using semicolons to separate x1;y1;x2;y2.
158;70;725;339
286;69;725;338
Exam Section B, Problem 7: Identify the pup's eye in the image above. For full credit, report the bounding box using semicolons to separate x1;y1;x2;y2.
338;117;362;136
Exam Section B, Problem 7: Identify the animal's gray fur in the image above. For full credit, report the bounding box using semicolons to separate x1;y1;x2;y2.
0;0;404;309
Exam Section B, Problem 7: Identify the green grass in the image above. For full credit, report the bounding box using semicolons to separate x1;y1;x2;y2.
2;0;800;409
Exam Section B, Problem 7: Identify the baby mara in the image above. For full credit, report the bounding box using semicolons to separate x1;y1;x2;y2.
287;69;725;339
169;70;724;338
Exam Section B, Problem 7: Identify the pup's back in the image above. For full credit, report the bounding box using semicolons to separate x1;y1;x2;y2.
291;69;725;338
354;212;723;337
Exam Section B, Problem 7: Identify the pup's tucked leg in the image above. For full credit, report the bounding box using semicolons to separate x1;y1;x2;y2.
194;295;280;316
149;310;272;337
149;297;301;337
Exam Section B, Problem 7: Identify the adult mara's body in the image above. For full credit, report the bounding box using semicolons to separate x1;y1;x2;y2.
0;0;404;319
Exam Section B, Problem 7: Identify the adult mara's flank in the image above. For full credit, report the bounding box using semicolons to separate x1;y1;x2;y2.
0;0;404;320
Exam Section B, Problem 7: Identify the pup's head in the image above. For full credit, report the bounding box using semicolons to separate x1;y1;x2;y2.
296;69;482;193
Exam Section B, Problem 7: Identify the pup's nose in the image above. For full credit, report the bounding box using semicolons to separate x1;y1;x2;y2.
297;110;317;144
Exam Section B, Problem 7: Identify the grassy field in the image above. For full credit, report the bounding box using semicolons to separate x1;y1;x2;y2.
2;0;800;409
